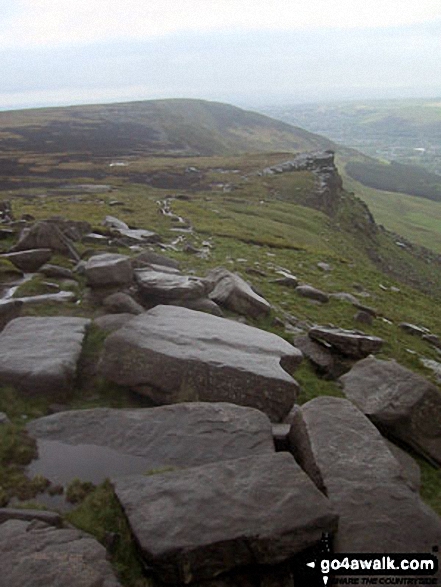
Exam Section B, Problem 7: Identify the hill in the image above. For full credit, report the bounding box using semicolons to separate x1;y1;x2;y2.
0;98;333;159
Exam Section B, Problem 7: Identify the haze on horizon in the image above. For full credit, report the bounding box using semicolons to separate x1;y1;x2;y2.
1;0;441;111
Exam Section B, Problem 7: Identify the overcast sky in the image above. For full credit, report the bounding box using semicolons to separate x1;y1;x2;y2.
1;0;441;110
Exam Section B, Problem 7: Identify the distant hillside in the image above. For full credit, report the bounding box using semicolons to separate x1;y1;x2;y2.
0;99;333;157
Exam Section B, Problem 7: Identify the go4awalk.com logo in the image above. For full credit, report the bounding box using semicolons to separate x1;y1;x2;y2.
292;538;439;587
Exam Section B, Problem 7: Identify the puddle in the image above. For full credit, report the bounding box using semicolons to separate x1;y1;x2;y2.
27;439;158;486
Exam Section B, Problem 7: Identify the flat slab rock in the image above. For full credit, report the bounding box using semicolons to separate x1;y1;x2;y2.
289;397;441;554
0;519;121;587
113;452;338;584
207;267;271;319
135;269;209;300
85;253;133;287
99;305;302;421
309;326;383;358
0;316;90;393
26;403;275;476
340;357;441;465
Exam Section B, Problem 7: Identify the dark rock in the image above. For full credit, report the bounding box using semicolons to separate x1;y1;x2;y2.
0;317;90;393
0;300;22;332
289;397;441;554
352;301;378;317
102;292;144;315
131;250;180;270
353;310;373;325
27;403;274;475
423;333;441;350
11;221;80;260
399;323;428;337
93;313;135;333
0;228;15;240
113;452;338;584
169;297;223;316
207;267;271;319
0;519;122;587
85;253;133;287
1;249;52;272
39;264;73;279
340;357;441;465
99;305;302;421
0;508;62;527
295;285;329;303
272;423;290;451
309;326;383;359
293;335;352;379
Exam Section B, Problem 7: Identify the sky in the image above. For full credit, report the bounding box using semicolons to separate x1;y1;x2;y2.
1;0;441;110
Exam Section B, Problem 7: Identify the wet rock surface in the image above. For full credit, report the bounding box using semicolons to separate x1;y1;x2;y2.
0;519;122;587
289;397;441;554
114;452;338;584
0;316;90;393
340;357;441;465
99;305;302;421
26;403;275;483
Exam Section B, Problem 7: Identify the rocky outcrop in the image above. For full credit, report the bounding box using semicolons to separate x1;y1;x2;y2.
207;267;271;319
0;316;90;393
295;285;329;303
340;357;441;465
99;305;302;421
1;249;52;272
11;221;80;260
135;270;209;302
113;452;338;584
288;397;441;554
85;253;134;287
309;326;383;359
0;519;122;587
26;403;275;478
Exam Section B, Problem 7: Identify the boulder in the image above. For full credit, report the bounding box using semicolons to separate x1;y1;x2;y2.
116;227;160;244
131;250;180;270
293;335;352;379
13;291;75;305
93;313;135;333
27;403;275;483
309;326;383;359
288;397;441;553
85;253;133;287
102;292;144;315
353;310;373;325
207;267;271;319
399;322;428;337
0;300;22;332
99;305;302;421
0;508;62;527
11;221;80;260
132;251;179;269
39;264;73;279
135;270;210;301
329;292;359;304
103;215;129;230
113;452;338;584
340;357;441;465
0;317;90;393
295;285;329;303
385;440;421;492
169;297;223;316
1;249;52;272
423;333;441;350
0;519;122;587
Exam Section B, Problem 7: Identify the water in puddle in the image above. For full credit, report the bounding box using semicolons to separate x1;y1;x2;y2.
27;439;156;485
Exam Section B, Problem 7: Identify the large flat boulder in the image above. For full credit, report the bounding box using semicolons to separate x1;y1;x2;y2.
113;452;338;584
309;326;383;358
340;357;441;465
26;403;275;484
99;305;302;421
0;317;90;393
1;249;52;272
85;253;133;287
135;269;209;301
288;397;441;554
0;519;122;587
207;267;271;319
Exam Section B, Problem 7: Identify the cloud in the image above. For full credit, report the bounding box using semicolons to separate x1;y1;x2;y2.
1;0;441;49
